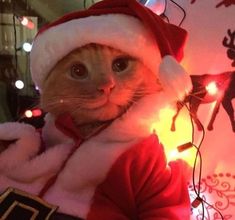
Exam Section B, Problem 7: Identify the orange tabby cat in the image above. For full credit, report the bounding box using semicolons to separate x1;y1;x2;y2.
0;0;192;219
41;44;162;138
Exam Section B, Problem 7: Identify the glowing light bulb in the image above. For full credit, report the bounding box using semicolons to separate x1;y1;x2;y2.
15;80;24;89
22;42;32;52
32;109;42;117
19;16;35;29
25;110;33;118
169;149;179;161
21;17;28;26
206;82;218;95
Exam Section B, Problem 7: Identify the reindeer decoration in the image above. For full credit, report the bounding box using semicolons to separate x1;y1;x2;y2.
171;29;235;132
216;0;235;8
191;0;235;8
223;29;235;66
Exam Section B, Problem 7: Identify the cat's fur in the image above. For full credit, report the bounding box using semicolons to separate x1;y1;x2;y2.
40;44;162;138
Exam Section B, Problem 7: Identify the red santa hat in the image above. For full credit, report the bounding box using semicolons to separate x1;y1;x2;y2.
30;0;191;100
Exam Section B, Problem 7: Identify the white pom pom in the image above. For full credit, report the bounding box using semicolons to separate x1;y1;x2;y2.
159;55;192;101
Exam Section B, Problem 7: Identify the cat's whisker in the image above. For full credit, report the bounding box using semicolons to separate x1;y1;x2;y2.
41;102;60;110
44;96;90;104
135;88;161;96
69;107;84;117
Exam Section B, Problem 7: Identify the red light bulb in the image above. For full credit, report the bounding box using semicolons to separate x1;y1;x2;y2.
18;16;35;29
32;109;42;117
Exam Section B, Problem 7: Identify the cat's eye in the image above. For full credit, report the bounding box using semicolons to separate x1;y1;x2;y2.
112;57;130;73
70;63;88;80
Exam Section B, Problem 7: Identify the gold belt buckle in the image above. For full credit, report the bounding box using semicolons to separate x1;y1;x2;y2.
0;187;58;220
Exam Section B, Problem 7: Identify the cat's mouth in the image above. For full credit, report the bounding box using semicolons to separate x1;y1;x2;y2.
83;98;127;120
84;98;110;110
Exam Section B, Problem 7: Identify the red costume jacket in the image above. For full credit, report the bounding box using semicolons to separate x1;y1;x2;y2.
0;94;191;219
87;134;190;220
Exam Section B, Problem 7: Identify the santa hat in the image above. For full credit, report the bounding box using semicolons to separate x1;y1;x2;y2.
30;0;191;100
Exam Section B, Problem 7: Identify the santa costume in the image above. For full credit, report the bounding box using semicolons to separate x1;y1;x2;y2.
0;0;192;219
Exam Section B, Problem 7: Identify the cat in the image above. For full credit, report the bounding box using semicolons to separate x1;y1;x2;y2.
40;43;162;139
0;0;192;218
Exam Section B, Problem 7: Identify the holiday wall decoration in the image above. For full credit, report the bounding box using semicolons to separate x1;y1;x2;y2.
171;71;235;133
191;0;235;8
223;29;235;67
163;0;235;219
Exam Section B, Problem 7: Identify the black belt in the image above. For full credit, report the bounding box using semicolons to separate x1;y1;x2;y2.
52;213;83;220
0;188;84;220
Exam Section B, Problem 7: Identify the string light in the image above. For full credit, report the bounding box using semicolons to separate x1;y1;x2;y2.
177;142;193;152
205;81;218;95
22;42;32;52
15;80;24;89
16;15;35;29
24;110;33;118
24;109;42;118
191;197;203;208
32;109;42;117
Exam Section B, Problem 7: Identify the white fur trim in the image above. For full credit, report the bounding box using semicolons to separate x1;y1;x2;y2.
0;122;40;171
44;137;138;218
0;143;74;196
159;55;192;101
30;14;161;90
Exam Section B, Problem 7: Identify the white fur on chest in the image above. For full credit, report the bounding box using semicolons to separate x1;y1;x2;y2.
43;135;139;218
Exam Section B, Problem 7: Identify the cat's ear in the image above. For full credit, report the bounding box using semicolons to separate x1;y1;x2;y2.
159;55;192;102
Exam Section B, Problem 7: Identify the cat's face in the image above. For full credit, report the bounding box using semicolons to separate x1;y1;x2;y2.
40;44;162;125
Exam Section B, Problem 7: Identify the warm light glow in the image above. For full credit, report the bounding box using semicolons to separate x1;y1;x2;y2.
24;109;42;118
22;42;32;52
150;106;195;166
172;147;197;166
206;81;218;95
15;80;24;89
25;110;33;118
32;109;42;117
169;149;179;160
19;16;35;29
21;17;28;26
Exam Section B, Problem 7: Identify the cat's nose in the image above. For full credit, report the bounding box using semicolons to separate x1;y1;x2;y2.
97;78;115;94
